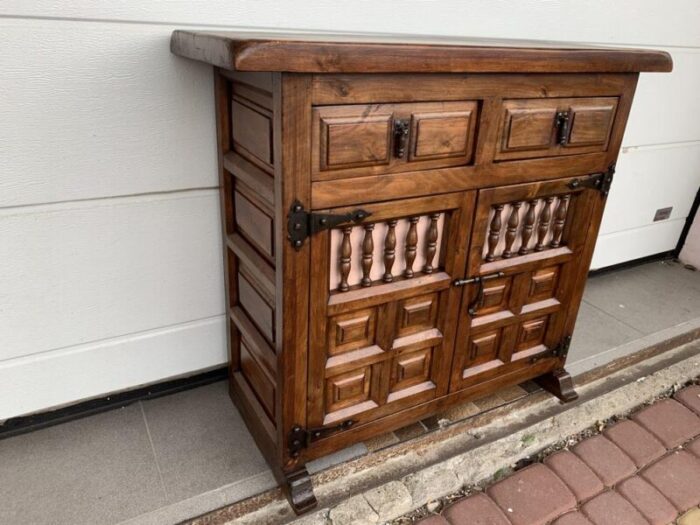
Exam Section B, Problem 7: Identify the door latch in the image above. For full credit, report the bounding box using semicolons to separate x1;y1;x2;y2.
287;420;355;458
453;271;505;316
287;201;371;250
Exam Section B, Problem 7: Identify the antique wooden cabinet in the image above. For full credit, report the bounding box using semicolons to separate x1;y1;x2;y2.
170;32;671;513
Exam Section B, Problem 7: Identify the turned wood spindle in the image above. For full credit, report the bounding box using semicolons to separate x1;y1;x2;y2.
550;195;571;248
338;226;352;292
404;216;419;278
485;204;504;262
502;202;522;258
519;200;538;255
535;196;555;251
383;219;397;283
423;213;440;274
360;223;374;287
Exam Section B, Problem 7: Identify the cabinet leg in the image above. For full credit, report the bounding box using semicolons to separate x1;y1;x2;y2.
535;367;578;402
285;467;318;515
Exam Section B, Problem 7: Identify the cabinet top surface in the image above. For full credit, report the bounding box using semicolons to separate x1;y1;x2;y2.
170;30;672;74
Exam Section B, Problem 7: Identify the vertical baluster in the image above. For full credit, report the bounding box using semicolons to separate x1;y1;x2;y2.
485;204;504;262
550;195;571;248
338;226;352;292
360;223;374;287
383;219;397;283
519;200;537;255
502;202;522;259
404;216;419;278
423;213;440;274
535;196;555;251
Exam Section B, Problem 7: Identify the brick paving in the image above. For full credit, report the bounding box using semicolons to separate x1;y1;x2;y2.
415;387;700;525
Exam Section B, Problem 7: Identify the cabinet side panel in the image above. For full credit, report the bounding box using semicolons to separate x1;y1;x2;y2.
216;69;278;450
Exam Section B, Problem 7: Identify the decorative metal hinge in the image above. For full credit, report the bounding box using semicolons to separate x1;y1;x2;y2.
288;420;355;458
531;335;572;364
567;164;616;196
287;201;371;250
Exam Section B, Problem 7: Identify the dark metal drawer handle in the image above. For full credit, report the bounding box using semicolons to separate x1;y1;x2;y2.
393;118;410;159
555;110;570;146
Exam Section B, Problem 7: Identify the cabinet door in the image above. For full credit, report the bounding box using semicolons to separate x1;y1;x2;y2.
307;192;474;431
450;175;604;391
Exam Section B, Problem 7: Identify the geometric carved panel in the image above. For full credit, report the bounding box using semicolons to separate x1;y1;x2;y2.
326;366;372;414
528;266;560;303
516;316;549;352
329;308;377;356
474;276;512;316
397;293;438;337
391;347;433;393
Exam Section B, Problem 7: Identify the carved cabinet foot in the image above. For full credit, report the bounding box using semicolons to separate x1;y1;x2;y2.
285;467;318;515
535;368;579;402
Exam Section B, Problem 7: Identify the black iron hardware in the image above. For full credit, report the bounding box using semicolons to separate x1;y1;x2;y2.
287;420;356;458
530;335;572;364
555;110;570;145
453;272;506;316
287;201;371;250
393;118;410;159
567;164;615;196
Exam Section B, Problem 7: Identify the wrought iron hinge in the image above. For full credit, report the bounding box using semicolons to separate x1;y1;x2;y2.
530;335;572;364
287;420;355;458
287;201;371;250
567;164;616;196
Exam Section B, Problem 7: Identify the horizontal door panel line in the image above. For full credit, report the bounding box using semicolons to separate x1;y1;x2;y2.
223;151;274;210
323;400;380;426
325;345;386;376
479;247;573;275
386;381;436;404
226;233;275;298
521;297;561;315
391;328;443;351
327;272;451;314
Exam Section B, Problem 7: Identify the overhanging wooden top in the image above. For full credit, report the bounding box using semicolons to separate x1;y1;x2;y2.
170;31;672;74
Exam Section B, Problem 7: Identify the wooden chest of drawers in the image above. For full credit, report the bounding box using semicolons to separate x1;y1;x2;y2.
170;32;671;513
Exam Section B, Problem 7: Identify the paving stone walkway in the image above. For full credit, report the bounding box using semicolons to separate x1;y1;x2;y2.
415;385;700;525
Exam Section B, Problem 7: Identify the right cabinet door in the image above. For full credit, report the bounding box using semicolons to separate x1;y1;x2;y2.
450;174;606;392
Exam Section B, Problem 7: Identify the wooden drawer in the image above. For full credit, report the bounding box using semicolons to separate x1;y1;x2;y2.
312;101;478;181
495;97;618;161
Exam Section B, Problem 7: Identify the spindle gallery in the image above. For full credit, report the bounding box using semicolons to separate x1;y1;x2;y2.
170;32;672;513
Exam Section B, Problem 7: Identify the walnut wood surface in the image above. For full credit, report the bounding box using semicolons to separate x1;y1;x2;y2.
190;39;668;514
171;31;672;73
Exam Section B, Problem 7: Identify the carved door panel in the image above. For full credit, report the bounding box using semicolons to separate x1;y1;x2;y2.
307;192;475;431
450;175;605;392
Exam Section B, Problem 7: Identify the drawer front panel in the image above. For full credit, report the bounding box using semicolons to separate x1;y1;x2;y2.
312;101;478;181
496;97;618;161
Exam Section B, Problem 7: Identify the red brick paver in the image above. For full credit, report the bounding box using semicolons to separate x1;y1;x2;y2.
632;398;700;448
572;435;636;486
544;450;604;502
582;490;648;525
552;512;594;525
442;493;510;525
688;435;700;458
676;385;700;415
487;464;575;525
616;475;677;525
603;419;666;468
416;389;700;525
641;450;700;511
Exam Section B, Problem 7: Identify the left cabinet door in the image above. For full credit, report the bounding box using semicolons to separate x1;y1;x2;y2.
306;192;475;432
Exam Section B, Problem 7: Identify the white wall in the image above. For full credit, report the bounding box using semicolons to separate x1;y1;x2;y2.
2;1;699;419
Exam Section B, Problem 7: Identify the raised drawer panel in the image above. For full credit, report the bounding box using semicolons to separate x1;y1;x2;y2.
231;96;274;170
234;189;274;262
312;101;477;181
496;97;618;161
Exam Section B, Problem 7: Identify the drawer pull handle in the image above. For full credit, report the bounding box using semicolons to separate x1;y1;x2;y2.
555;110;570;146
393;118;410;159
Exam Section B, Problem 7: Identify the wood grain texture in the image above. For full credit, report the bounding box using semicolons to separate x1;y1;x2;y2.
171;31;672;73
